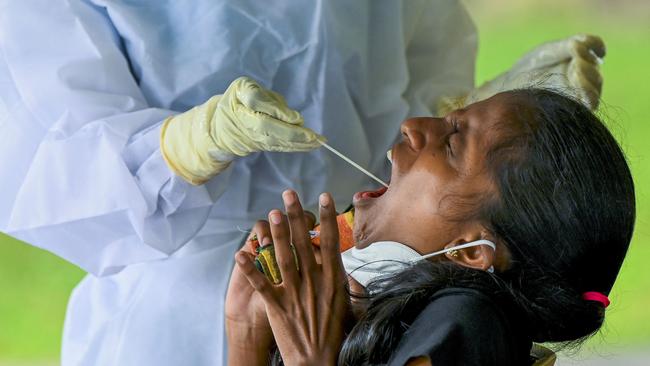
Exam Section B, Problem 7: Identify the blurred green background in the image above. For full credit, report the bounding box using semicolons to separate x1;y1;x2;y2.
468;0;650;357
1;0;649;364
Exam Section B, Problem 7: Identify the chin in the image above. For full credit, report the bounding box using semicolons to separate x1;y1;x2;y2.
351;145;399;248
351;186;390;249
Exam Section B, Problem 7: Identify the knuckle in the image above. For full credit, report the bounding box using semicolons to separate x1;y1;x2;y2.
277;256;294;271
276;251;291;265
272;228;287;242
253;220;270;231
322;286;335;300
305;279;317;295
240;263;255;276
252;279;270;292
286;209;303;222
323;237;340;249
323;244;340;259
319;209;334;221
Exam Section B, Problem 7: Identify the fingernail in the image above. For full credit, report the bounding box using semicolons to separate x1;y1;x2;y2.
319;193;330;207
270;211;282;225
261;236;271;246
283;190;296;205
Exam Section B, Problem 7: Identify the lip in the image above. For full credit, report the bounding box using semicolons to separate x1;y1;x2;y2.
354;184;387;200
353;185;388;205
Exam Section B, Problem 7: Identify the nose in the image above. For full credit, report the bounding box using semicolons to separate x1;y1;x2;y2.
400;117;445;151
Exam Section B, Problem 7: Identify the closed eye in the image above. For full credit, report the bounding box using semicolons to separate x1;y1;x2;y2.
446;119;460;157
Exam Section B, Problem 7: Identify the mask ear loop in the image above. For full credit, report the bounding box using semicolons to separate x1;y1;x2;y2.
413;239;497;272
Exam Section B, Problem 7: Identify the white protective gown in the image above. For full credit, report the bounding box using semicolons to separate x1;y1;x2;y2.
0;1;476;364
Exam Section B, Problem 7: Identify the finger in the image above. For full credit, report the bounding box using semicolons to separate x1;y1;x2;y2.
569;59;602;109
263;88;305;125
318;193;345;283
571;41;603;66
573;77;601;111
269;209;299;285
235;77;304;125
521;35;597;70
249;220;273;252
235;251;276;302
235;106;322;151
283;190;318;276
534;35;606;69
253;120;322;150
517;38;573;70
243;233;256;253
231;251;260;290
569;58;603;92
574;34;606;58
303;210;317;229
243;222;262;253
228;250;256;290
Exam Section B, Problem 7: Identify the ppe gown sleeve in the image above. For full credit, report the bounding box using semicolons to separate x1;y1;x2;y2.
403;0;478;116
0;1;232;276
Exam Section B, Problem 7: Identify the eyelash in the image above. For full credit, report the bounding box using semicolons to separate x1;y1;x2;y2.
446;119;459;156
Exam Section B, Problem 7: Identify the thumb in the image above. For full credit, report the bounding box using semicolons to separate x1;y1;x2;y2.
253;122;324;151
573;34;606;59
228;251;258;289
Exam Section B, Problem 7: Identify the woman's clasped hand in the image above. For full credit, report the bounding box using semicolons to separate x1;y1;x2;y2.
226;190;351;366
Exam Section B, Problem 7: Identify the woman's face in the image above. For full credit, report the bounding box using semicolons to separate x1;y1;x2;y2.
352;93;520;257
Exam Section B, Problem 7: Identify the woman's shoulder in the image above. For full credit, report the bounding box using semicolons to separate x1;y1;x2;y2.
387;287;532;366
423;287;510;322
413;287;518;339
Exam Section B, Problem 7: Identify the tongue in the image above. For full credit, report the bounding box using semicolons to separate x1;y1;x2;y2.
361;186;387;199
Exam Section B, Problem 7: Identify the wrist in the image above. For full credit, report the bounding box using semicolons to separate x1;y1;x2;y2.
160;95;233;185
226;323;274;366
289;351;338;366
226;319;273;347
208;148;236;164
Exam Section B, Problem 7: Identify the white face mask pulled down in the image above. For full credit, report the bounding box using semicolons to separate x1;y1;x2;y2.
341;240;496;288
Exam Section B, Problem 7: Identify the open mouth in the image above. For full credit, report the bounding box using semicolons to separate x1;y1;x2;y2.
353;185;388;203
353;146;395;204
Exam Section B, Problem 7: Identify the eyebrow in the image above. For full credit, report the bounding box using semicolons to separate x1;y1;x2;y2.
453;118;467;155
451;115;476;172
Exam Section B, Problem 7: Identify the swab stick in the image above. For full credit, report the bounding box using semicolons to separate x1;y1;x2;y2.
318;139;389;188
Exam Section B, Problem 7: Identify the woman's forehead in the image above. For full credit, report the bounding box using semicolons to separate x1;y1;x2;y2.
463;93;531;146
464;92;524;123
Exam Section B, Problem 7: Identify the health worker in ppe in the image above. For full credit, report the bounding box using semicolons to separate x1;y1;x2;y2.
0;1;604;365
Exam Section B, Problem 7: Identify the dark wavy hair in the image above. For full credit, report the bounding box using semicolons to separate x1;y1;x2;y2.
335;89;636;365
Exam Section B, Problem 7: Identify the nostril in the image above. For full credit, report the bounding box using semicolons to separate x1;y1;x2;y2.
401;131;414;151
400;118;428;151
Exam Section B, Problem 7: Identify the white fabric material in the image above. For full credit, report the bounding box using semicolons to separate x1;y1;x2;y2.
342;240;496;287
0;0;477;365
342;241;422;287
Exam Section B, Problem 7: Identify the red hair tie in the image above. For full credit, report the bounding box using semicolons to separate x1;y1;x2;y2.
582;292;610;308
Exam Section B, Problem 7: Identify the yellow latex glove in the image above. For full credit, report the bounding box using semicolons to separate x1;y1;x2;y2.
439;34;606;114
161;77;323;185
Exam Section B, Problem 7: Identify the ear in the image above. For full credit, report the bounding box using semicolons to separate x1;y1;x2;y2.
443;228;496;272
